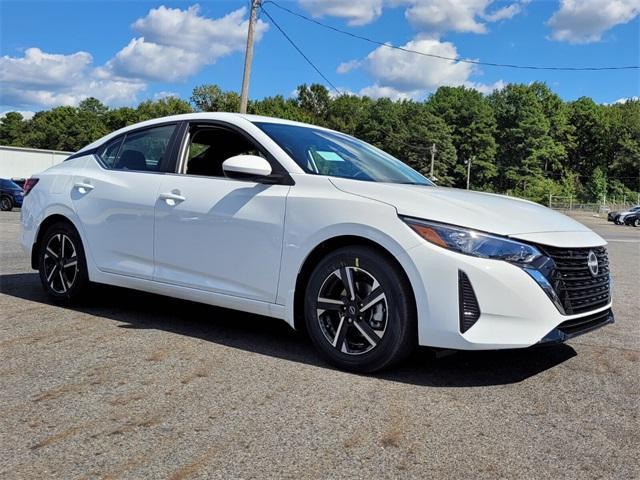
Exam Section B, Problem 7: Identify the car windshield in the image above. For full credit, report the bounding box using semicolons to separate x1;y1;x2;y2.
2;179;21;190
254;122;433;185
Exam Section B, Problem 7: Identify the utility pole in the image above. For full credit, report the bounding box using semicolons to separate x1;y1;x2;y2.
239;0;261;114
429;143;437;180
466;156;474;190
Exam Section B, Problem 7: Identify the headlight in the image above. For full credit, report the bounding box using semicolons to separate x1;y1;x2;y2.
402;217;543;265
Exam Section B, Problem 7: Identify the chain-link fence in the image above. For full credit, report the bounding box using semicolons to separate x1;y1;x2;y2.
548;195;639;214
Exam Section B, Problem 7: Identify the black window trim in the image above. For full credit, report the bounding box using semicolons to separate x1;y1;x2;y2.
73;121;182;174
170;120;294;185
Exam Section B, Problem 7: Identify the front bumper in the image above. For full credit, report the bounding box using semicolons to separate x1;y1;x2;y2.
539;308;614;344
406;240;613;350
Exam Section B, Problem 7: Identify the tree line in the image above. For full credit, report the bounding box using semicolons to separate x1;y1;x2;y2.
1;82;638;204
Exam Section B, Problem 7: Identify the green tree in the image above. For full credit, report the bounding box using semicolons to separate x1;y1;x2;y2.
191;85;240;112
489;84;553;194
567;97;610;178
427;86;497;189
249;94;307;121
104;107;140;131
586;166;607;202
78;97;108;116
136;96;192;121
0;112;27;146
296;84;332;125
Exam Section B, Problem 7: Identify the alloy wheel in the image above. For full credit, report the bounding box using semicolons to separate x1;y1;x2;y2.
1;197;11;210
43;233;78;294
316;266;388;355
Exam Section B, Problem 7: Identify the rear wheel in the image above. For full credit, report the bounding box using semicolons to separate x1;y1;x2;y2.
304;246;416;373
0;196;13;211
38;222;89;303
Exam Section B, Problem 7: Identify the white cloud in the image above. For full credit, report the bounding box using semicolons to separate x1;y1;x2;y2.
0;48;92;89
548;0;640;44
483;0;530;22
613;96;640;103
107;6;267;82
465;79;506;94
153;91;181;100
0;110;35;120
0;5;263;110
359;84;416;100
107;38;204;82
299;0;383;26
392;0;528;35
0;48;145;109
364;38;475;93
351;38;507;99
336;59;362;74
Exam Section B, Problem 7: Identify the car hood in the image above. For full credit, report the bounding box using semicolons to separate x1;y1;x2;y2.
330;178;599;240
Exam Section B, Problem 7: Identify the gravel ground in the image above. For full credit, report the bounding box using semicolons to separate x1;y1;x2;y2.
1;210;638;479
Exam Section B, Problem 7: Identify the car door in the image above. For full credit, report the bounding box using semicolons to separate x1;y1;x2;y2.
72;123;180;279
153;122;290;303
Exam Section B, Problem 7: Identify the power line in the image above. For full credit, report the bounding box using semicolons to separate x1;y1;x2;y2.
257;2;640;182
262;1;639;72
260;8;440;154
259;6;342;95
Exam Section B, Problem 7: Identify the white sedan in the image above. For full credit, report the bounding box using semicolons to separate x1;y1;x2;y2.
20;113;614;372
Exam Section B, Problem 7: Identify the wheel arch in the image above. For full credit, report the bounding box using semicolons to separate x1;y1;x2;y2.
31;213;83;270
292;234;418;334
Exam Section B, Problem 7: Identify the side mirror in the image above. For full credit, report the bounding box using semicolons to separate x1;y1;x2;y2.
222;155;273;181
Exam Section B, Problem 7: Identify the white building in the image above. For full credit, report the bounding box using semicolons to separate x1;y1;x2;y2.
0;145;72;180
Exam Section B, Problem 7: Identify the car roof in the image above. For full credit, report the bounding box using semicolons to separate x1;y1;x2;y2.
76;112;330;155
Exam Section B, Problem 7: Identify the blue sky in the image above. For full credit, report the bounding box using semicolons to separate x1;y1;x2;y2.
1;0;638;116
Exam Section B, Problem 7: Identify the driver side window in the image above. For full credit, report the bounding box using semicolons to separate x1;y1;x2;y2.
184;126;264;178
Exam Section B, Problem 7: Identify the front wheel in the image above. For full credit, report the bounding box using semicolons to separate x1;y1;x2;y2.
0;196;13;211
304;246;416;373
634;218;640;228
38;222;90;303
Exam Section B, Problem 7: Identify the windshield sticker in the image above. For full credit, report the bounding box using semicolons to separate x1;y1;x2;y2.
316;151;345;162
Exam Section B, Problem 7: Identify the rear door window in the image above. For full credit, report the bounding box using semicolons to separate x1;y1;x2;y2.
98;124;176;172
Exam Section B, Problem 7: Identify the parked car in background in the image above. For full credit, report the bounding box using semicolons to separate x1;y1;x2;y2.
607;210;619;222
623;210;640;227
11;178;26;189
0;178;24;211
19;113;614;372
614;205;640;224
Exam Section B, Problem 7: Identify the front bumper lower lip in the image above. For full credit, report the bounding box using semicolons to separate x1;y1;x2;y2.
538;308;614;345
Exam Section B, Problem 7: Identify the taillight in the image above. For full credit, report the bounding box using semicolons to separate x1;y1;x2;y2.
23;178;39;196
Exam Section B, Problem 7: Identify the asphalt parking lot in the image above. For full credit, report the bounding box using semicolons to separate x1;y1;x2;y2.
1;210;638;479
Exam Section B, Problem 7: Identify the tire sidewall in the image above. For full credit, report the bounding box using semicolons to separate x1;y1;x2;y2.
304;246;415;372
1;196;13;211
38;222;89;302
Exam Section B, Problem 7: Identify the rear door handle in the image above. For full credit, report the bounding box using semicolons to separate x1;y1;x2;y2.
74;182;94;193
159;191;186;205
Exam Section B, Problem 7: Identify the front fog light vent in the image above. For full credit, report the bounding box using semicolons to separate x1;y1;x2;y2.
458;270;480;333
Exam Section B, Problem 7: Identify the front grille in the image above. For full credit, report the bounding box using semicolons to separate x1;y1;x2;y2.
542;246;610;315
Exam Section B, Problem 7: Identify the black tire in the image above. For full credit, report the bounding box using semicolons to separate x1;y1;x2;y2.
304;246;416;373
38;221;89;303
0;196;13;211
634;218;640;228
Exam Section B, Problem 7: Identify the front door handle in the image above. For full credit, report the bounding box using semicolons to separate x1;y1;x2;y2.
74;182;94;193
159;191;186;205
